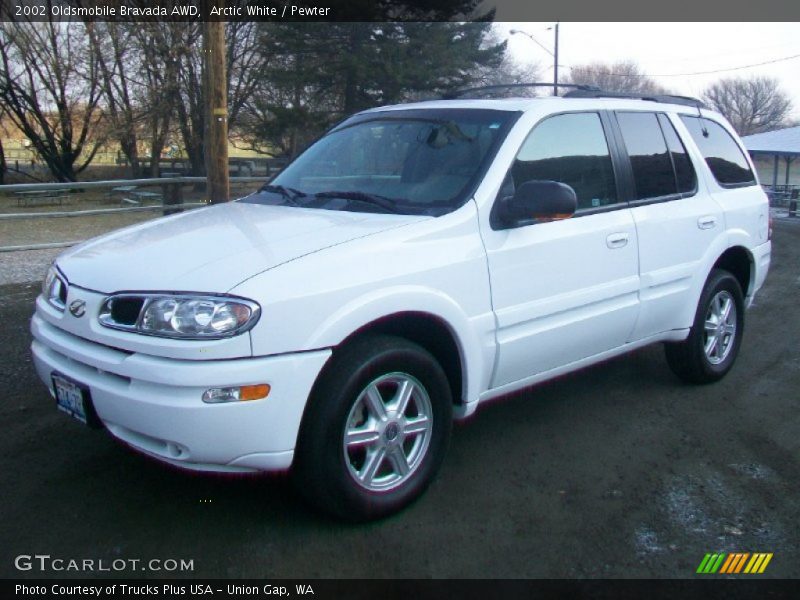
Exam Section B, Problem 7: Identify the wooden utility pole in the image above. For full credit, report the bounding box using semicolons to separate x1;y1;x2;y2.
203;5;229;203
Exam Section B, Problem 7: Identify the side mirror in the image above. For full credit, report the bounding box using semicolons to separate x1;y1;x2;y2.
493;180;577;229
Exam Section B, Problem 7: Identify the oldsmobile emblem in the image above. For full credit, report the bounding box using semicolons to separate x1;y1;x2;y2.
68;299;86;318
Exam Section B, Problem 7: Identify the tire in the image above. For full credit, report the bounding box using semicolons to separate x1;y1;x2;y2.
292;334;453;521
664;268;745;384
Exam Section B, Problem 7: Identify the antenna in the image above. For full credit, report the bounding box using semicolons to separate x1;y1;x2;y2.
695;102;709;137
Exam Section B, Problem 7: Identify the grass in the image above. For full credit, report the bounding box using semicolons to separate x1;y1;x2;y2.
0;181;263;247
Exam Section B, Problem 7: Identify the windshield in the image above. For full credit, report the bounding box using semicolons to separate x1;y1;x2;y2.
240;109;518;216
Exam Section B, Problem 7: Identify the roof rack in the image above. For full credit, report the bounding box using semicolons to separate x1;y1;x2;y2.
441;82;600;100
562;89;706;108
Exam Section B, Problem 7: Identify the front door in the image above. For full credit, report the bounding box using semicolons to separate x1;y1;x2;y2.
481;111;641;388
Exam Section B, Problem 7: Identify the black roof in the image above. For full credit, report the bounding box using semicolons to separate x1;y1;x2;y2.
441;82;598;99
562;89;706;108
441;82;706;108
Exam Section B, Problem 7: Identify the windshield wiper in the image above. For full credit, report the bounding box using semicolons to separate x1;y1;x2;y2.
258;184;308;206
314;191;404;214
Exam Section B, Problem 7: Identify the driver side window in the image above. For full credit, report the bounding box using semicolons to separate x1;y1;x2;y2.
503;112;618;211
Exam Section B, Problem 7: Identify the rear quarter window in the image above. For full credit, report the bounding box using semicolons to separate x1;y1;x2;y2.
679;116;755;187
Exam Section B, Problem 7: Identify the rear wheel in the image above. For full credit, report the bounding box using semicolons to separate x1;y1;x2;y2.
292;335;452;521
665;269;745;384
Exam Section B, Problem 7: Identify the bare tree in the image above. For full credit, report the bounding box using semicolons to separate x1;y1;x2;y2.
226;21;268;128
702;76;792;136
0;15;104;182
469;28;542;96
86;22;142;176
0;125;6;185
132;22;183;177
150;21;269;176
167;23;205;176
0;104;7;184
566;60;667;95
233;23;334;158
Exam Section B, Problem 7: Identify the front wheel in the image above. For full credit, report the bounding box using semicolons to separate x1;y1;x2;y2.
665;268;745;384
292;335;452;521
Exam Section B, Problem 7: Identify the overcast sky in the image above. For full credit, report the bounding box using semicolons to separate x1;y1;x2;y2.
498;22;800;119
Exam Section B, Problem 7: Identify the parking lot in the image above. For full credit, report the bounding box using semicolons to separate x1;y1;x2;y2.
1;221;798;579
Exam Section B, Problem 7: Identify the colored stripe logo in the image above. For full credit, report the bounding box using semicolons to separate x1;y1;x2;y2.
696;553;773;574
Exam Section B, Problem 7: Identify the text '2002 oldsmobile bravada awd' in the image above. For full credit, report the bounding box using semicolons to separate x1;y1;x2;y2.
32;86;771;520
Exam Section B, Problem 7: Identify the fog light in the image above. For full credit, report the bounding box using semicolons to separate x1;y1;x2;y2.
202;384;270;404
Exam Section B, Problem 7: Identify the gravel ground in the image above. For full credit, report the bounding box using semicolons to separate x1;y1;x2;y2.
0;247;61;286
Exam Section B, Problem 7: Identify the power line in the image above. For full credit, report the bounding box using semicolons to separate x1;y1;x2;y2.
644;43;800;65
557;52;800;78
649;53;800;76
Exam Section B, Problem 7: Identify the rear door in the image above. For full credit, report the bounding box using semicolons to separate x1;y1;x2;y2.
610;111;725;340
679;115;769;253
481;111;640;388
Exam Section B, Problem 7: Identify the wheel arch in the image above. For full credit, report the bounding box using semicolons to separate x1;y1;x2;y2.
302;286;491;415
332;312;466;410
677;241;756;331
712;245;754;300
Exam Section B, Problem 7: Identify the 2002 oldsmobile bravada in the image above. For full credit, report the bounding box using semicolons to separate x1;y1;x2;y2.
32;86;771;520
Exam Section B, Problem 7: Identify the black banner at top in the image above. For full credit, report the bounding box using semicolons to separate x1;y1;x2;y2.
2;0;800;22
2;0;490;22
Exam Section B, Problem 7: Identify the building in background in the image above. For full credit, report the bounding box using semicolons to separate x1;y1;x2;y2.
742;126;800;189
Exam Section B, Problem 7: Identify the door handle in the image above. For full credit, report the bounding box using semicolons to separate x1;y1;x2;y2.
698;215;717;230
606;233;629;249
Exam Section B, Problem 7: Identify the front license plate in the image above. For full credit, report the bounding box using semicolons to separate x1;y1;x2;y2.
52;373;90;425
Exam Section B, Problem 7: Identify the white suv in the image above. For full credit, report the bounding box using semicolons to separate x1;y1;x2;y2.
32;88;771;520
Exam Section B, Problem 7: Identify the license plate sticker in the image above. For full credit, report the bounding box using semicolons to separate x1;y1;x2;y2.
52;373;89;425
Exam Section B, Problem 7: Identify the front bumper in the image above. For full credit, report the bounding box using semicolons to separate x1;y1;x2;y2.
31;313;331;472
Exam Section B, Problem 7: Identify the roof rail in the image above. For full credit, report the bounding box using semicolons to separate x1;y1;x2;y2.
441;82;600;100
562;89;706;108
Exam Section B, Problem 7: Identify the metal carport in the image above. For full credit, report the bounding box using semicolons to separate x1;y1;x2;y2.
742;126;800;215
742;126;800;192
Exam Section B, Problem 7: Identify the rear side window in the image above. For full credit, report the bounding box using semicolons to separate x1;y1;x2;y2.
508;112;618;211
679;116;755;186
657;114;697;194
616;112;676;200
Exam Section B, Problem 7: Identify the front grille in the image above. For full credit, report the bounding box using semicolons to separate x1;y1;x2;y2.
109;297;145;326
57;281;68;305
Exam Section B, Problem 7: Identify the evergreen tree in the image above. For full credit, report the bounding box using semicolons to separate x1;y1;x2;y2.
236;21;503;157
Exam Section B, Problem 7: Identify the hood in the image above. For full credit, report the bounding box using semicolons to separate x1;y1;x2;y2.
57;202;426;294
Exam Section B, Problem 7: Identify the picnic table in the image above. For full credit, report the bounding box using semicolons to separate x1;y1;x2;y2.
108;185;162;205
14;190;69;207
110;185;138;195
131;190;163;202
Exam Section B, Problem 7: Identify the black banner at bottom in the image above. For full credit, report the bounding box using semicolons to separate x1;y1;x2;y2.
5;579;800;600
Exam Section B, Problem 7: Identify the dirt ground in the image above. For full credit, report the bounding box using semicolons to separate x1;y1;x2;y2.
0;221;798;579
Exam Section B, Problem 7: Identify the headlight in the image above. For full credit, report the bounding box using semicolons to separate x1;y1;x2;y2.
42;266;67;311
98;294;260;339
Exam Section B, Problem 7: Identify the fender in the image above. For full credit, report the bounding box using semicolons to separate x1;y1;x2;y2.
676;232;755;330
304;284;495;416
726;227;759;297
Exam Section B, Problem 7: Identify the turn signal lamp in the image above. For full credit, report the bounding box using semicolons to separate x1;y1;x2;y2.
202;384;270;404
